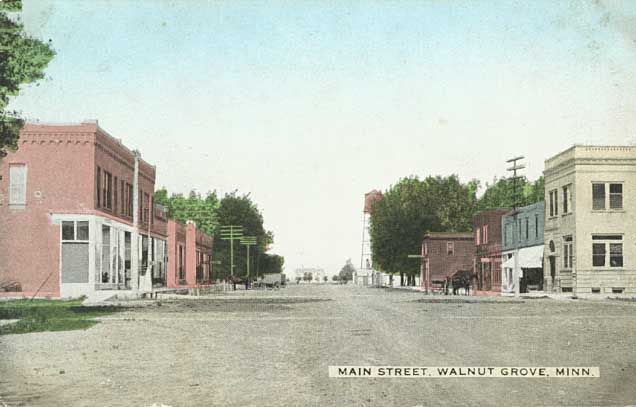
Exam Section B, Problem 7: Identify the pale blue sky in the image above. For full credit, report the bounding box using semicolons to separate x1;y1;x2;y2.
10;0;636;275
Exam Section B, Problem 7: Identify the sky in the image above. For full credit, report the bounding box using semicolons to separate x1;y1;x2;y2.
9;0;636;276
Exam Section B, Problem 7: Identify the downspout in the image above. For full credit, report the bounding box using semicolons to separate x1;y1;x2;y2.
132;150;140;291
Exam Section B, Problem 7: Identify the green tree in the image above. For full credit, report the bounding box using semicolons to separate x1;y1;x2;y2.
1;0;55;157
153;188;219;236
214;191;272;279
476;176;544;211
332;275;340;282
369;175;476;285
259;253;284;276
339;259;355;283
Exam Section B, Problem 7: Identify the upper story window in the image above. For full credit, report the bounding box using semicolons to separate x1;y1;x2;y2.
96;167;101;208
114;176;118;214
562;185;572;214
423;242;428;255
592;235;623;268
503;223;508;245
447;242;454;256
99;170;112;210
535;214;539;238
9;164;27;208
593;183;623;211
483;225;489;244
549;189;558;217
475;228;481;246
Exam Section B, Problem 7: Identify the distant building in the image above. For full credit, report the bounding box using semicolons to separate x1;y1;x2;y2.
420;233;474;292
473;209;509;294
166;220;214;289
356;190;383;286
294;267;325;282
501;202;545;294
543;145;636;294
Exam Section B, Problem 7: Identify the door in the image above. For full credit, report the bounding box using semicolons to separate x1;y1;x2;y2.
549;256;555;290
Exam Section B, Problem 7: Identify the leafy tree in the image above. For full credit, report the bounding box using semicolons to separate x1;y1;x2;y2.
1;0;55;157
303;272;313;282
295;276;302;284
214;191;272;280
369;175;476;285
476;176;544;211
153;188;218;236
259;253;284;276
332;275;340;282
323;276;328;282
339;259;355;283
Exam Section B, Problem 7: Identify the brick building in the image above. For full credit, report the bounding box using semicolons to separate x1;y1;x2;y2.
420;233;474;292
473;209;509;294
166;220;214;288
0;121;169;298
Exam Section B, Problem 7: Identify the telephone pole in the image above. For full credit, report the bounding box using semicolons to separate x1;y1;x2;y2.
506;156;525;297
219;225;243;277
240;236;257;280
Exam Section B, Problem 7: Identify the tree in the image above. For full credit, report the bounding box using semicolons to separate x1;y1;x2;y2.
332;275;340;282
154;188;218;237
339;259;355;283
303;272;313;282
214;191;272;280
323;276;328;282
476;176;544;211
259;253;284;276
369;175;476;285
1;0;55;157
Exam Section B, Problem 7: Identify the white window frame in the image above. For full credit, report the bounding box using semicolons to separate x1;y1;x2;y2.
592;182;623;211
592;234;624;269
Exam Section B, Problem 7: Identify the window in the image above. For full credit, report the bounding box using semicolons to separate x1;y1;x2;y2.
103;171;112;210
525;218;529;240
61;220;89;242
9;164;27;207
535;214;539;238
114;176;118;213
549;189;559;217
592;183;606;210
563;236;573;269
121;180;125;215
503;224;508;245
609;184;623;209
592;235;623;268
96;167;101;208
483;225;488;244
475;229;480;246
562;185;572;214
447;242;454;256
143;192;150;224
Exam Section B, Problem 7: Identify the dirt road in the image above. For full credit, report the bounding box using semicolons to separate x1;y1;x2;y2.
1;285;635;406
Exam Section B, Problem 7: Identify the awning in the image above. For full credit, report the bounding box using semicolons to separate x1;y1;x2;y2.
502;245;544;269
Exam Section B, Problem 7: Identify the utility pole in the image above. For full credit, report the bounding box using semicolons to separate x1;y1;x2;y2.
506;156;525;297
240;236;257;280
219;225;243;277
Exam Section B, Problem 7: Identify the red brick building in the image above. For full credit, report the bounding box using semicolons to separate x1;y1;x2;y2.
420;233;474;292
166;220;213;289
473;209;510;294
0;121;206;298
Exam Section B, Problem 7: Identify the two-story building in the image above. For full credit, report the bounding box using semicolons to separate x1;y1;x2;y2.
0;121;169;298
544;145;636;294
420;232;474;292
501;202;545;294
473;209;509;294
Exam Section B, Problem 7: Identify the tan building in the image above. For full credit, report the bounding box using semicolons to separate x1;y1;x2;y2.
544;145;636;294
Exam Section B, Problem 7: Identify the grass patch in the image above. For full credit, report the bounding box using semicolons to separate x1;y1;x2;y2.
0;299;124;335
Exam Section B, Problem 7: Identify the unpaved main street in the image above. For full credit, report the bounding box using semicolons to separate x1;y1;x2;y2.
1;285;636;406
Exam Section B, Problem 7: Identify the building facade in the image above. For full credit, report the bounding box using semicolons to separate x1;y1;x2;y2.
543;145;636;294
501;202;545;295
473;209;509;293
0;121;165;298
166;220;214;289
420;233;474;292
